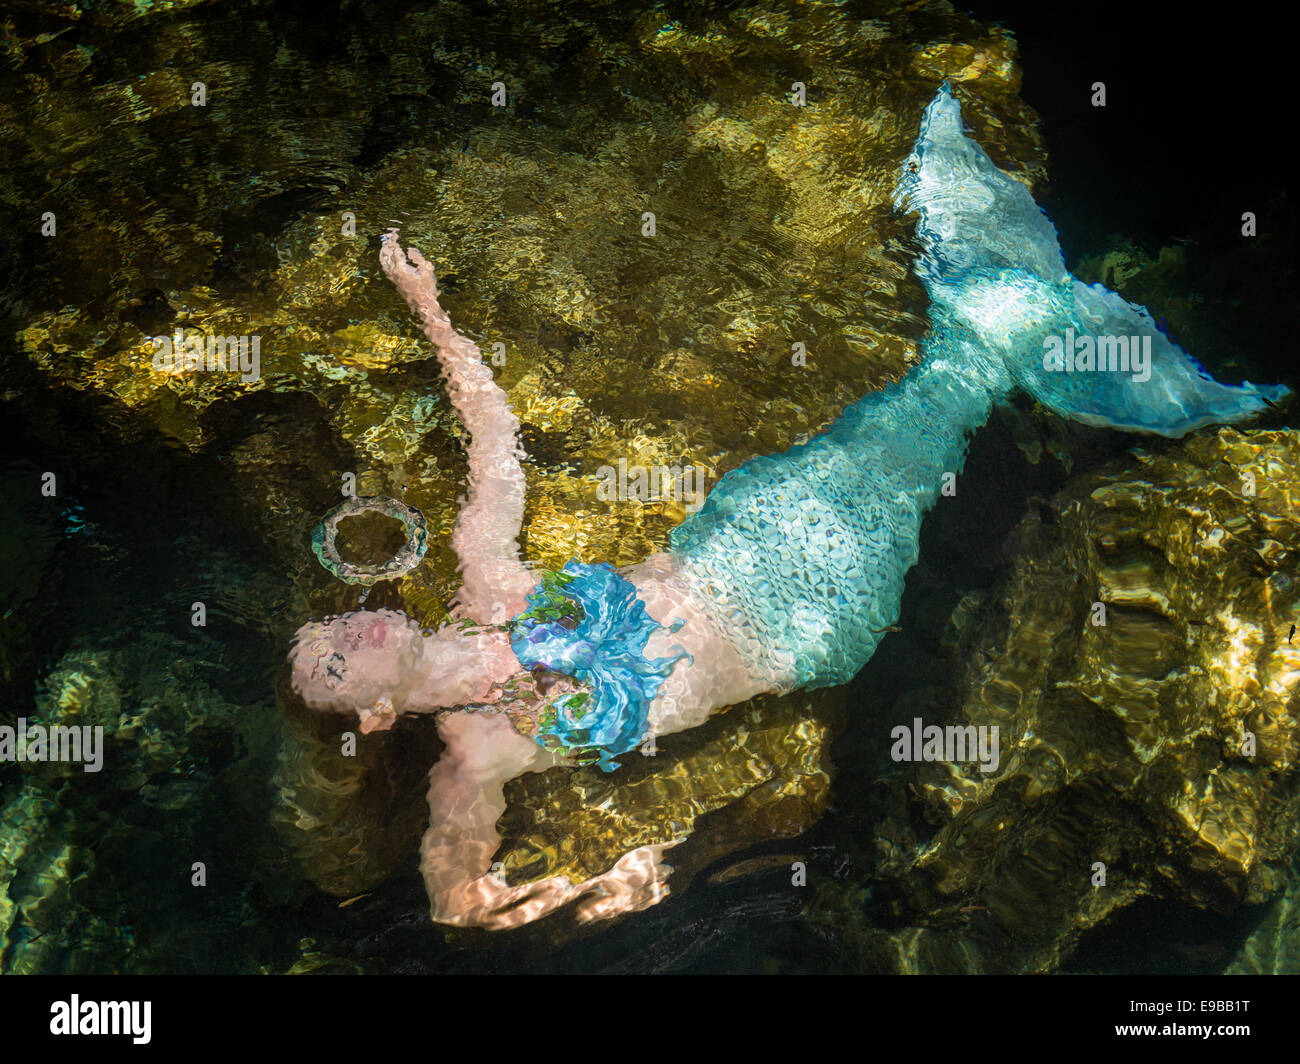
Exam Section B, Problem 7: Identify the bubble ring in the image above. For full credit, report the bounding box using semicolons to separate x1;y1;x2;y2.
311;495;428;586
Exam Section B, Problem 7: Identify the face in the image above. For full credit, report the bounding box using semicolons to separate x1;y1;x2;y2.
289;609;423;715
290;608;539;729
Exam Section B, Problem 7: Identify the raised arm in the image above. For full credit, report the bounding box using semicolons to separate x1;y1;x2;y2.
379;229;537;624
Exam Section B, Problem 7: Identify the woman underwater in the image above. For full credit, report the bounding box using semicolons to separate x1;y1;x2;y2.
288;84;1287;929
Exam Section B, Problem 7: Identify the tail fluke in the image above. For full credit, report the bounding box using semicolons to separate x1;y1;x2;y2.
1015;279;1288;436
896;83;1288;437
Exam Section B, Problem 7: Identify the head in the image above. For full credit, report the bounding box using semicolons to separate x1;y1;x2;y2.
288;608;527;732
288;609;423;726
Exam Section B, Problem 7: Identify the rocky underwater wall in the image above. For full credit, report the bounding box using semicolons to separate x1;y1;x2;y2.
1;0;1296;973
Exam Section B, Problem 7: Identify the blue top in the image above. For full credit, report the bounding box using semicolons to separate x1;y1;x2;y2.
509;561;687;771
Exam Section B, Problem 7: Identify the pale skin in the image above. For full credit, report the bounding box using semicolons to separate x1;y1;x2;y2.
288;233;772;929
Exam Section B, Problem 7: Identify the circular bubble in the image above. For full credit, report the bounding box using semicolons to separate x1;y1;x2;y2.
311;495;428;586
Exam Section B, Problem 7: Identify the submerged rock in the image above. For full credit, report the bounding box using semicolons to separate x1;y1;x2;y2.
494;687;843;891
24;0;1248;968
820;427;1300;972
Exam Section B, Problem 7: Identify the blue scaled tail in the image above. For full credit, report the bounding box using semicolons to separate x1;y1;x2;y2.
669;82;1287;694
895;82;1288;435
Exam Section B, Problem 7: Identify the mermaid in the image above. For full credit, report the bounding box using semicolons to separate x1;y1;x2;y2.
288;84;1287;929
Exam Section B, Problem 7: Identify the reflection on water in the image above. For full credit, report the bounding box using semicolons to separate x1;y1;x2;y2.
1;0;1297;973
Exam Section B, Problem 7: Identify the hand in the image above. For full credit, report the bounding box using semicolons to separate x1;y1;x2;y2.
434;869;576;930
571;843;680;924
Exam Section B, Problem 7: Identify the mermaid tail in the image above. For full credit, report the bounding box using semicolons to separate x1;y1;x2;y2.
898;84;1286;437
669;83;1287;693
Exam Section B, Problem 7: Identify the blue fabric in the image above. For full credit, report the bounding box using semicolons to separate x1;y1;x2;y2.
509;561;688;771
